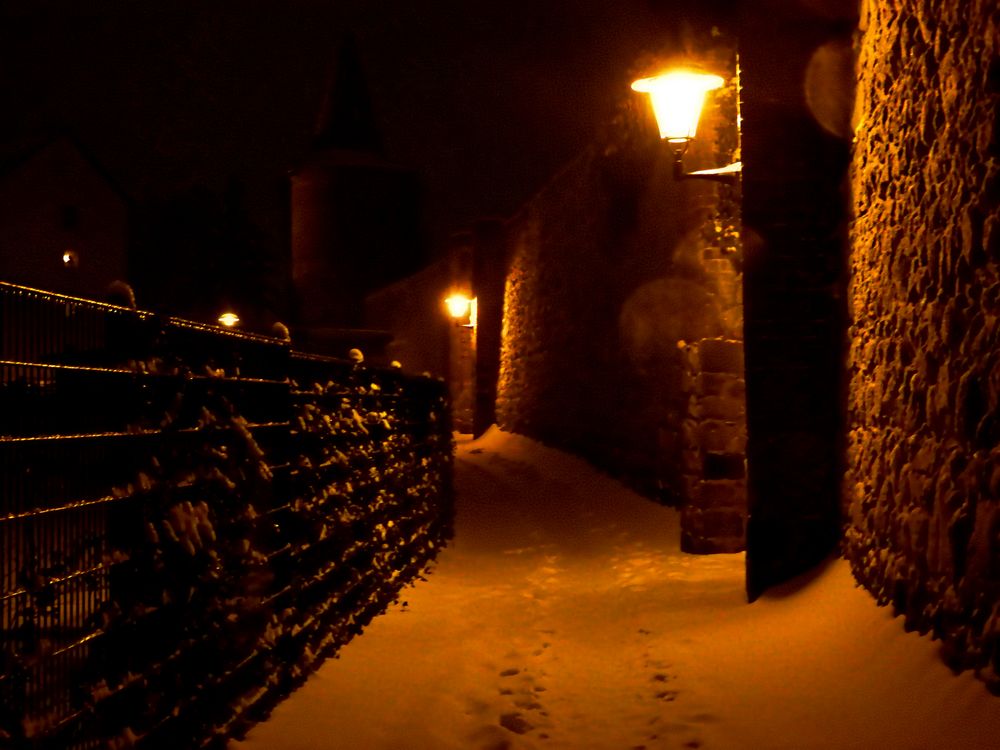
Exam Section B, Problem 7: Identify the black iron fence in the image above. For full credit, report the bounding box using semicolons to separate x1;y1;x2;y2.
0;282;453;748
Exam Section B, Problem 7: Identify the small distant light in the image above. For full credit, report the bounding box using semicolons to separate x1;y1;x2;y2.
218;312;240;327
62;249;79;268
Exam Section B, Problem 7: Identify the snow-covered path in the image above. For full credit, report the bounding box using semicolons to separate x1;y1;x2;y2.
231;429;999;750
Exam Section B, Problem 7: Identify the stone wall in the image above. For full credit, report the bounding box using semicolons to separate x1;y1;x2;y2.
496;39;744;514
364;257;451;377
364;237;479;432
846;0;1000;684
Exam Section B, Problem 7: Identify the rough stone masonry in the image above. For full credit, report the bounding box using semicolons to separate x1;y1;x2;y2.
846;0;1000;686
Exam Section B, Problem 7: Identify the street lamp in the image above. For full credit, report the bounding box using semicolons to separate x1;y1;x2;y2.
218;311;240;328
631;68;741;184
444;294;477;328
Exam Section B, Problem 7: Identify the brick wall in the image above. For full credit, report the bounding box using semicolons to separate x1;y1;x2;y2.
679;61;746;552
846;0;1000;684
681;337;747;553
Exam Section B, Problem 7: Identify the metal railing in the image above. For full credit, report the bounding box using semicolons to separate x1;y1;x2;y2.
0;282;453;748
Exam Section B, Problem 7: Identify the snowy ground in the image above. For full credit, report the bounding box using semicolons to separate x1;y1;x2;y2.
231;428;1000;750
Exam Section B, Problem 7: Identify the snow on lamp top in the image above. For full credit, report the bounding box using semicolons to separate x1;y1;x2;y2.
631;69;725;143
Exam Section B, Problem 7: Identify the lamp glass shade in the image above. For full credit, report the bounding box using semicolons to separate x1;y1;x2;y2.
218;312;240;327
631;70;724;142
444;294;472;320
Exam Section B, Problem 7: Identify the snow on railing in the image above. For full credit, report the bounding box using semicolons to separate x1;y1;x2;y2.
0;282;453;749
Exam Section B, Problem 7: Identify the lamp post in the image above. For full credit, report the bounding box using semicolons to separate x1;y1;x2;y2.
631;68;741;184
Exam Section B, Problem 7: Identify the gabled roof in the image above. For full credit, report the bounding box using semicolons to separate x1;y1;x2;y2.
0;130;134;205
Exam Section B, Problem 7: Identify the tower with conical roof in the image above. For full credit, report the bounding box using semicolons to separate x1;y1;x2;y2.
311;32;382;155
290;32;425;346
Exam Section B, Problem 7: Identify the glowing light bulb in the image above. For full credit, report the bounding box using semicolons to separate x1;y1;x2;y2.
631;69;725;142
445;294;472;320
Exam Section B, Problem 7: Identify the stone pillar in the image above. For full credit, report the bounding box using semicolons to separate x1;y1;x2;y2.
681;338;748;553
673;33;748;554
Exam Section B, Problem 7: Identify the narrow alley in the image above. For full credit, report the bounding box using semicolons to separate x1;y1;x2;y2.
232;430;999;750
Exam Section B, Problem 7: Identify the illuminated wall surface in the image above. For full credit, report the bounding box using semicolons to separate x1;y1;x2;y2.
846;0;1000;683
496;31;744;547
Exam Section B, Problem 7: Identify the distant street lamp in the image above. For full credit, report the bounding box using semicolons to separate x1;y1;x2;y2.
631;68;741;184
218;311;240;327
444;294;477;328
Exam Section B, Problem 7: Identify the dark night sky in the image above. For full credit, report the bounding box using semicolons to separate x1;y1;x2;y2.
0;0;674;250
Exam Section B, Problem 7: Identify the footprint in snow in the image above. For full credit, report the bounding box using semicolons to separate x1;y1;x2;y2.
644;658;670;671
468;725;514;750
499;712;533;734
513;697;543;710
687;712;718;724
532;641;553;656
